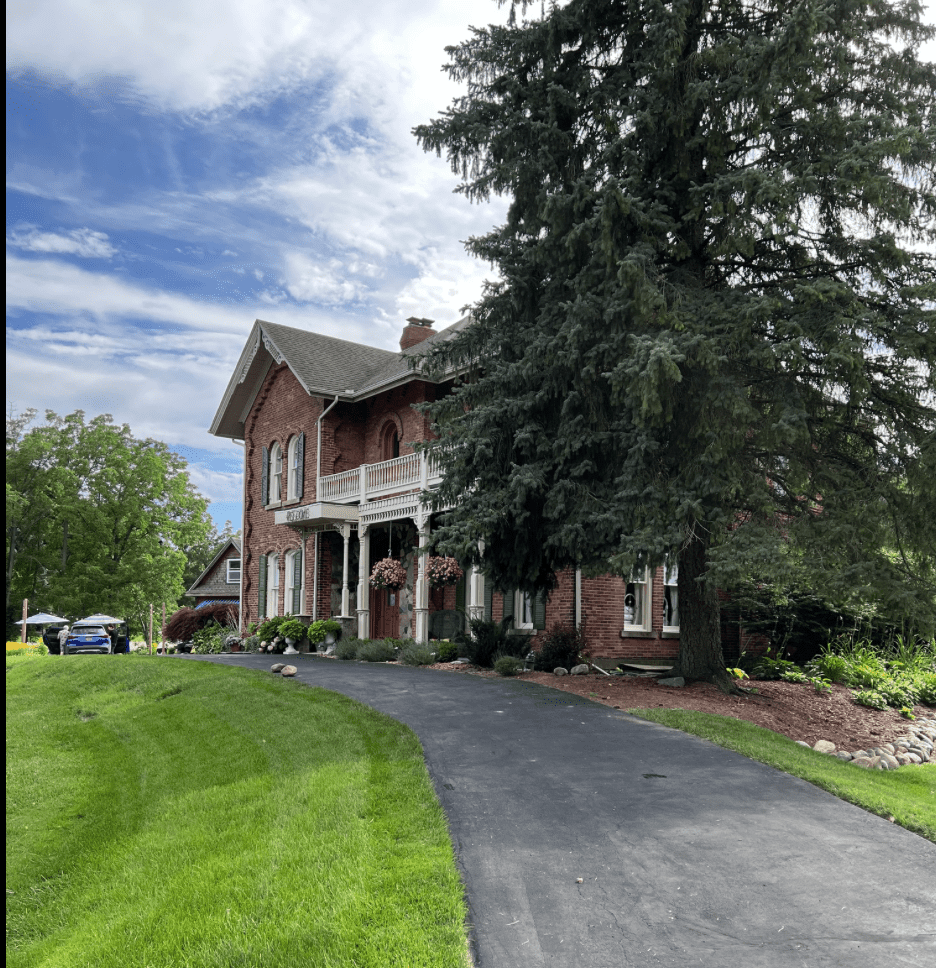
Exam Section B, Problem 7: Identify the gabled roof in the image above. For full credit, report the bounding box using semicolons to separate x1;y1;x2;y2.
210;315;470;440
186;537;242;596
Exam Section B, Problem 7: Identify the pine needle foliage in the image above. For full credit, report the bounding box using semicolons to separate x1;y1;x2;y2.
413;0;936;690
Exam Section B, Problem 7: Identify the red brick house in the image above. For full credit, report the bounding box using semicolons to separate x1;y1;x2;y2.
185;537;242;613
209;316;682;664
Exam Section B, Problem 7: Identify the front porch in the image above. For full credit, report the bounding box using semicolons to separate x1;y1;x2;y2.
275;478;477;644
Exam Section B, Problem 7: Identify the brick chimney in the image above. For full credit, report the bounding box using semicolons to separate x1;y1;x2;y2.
400;316;435;351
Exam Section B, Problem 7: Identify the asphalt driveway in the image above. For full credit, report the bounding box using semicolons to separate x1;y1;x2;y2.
185;653;936;967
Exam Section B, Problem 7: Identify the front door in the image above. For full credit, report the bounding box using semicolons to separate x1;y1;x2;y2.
370;586;400;639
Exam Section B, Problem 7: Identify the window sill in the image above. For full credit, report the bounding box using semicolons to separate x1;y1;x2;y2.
621;628;655;638
283;496;302;507
265;501;282;510
661;629;680;639
508;628;536;636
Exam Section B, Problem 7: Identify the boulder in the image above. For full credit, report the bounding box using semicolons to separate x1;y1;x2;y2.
849;756;874;769
570;664;590;676
813;740;836;754
280;665;298;677
657;676;686;688
553;667;568;676
270;663;285;673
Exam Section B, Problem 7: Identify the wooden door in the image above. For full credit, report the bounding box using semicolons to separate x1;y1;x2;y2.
370;586;400;639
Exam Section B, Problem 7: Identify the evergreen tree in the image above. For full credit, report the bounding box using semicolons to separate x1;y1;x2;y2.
414;0;936;689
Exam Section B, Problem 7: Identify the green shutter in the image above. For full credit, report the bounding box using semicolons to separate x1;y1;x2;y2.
484;580;493;621
502;589;515;625
455;573;466;612
533;589;547;630
261;446;269;506
291;548;303;614
296;432;304;500
258;554;268;619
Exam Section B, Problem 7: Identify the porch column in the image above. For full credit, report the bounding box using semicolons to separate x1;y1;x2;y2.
338;523;353;617
468;540;485;622
356;524;370;638
414;510;431;644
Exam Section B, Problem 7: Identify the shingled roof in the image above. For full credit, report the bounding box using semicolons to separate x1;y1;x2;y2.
210;315;470;440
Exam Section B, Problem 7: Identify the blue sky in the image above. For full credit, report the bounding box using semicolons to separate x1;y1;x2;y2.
6;0;513;532
7;1;936;535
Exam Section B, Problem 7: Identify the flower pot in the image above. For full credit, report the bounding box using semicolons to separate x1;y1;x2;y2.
283;637;299;655
230;643;242;653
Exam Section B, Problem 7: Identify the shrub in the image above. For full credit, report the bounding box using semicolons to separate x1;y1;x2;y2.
494;655;521;677
192;624;225;655
356;639;397;662
751;654;799;680
399;642;435;666
243;634;260;653
805;650;849;684
533;623;587;672
306;619;342;647
164;603;238;642
780;668;809;684
914;672;936;706
333;637;360;660
435;641;458;663
854;689;889;711
256;615;290;643
453;616;516;668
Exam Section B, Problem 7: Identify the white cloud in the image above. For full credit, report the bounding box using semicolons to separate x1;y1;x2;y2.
7;225;118;258
185;463;244;503
282;253;366;305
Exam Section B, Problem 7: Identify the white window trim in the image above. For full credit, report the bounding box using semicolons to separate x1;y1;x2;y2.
268;442;283;507
266;553;280;618
226;559;241;584
287;436;300;501
662;560;679;632
515;591;534;630
286;549;305;614
623;570;652;633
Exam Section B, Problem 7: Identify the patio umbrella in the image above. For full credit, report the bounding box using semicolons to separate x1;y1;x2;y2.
80;614;125;625
23;612;69;624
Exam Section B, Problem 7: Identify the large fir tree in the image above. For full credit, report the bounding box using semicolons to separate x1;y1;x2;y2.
414;0;936;689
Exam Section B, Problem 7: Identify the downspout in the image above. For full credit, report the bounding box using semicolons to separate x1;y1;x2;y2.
312;394;341;620
233;438;245;633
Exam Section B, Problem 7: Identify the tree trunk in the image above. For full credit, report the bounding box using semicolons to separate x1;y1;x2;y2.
670;523;734;693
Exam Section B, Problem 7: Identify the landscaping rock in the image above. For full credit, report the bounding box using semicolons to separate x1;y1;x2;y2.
280;665;298;677
570;664;590;676
657;677;686;688
270;663;285;673
850;756;874;768
813;740;836;754
553;667;568;676
795;740;811;748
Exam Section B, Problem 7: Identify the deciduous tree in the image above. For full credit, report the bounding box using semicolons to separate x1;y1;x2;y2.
414;0;936;689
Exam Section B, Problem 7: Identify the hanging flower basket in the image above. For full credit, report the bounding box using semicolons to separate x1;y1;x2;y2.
426;556;464;588
370;557;407;590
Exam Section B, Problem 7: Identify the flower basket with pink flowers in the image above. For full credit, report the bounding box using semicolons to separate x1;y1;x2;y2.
425;556;464;588
369;557;407;590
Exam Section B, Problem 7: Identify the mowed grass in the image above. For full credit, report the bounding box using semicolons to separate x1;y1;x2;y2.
6;656;468;968
628;708;936;841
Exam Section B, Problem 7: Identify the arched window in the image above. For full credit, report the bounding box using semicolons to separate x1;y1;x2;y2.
266;553;280;618
286;548;304;615
380;421;400;461
269;442;283;504
286;434;304;501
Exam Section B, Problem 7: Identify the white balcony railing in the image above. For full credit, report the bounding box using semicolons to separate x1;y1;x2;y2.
318;451;443;505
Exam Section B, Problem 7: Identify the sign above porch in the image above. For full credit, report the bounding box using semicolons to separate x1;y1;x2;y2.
274;502;359;530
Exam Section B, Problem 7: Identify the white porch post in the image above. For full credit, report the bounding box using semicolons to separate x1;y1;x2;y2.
356;524;370;638
338;524;352;617
414;509;431;644
468;540;485;622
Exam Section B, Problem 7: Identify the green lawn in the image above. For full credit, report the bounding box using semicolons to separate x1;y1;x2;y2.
628;707;936;841
6;656;468;968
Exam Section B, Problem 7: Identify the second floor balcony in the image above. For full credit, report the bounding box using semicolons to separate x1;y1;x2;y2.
318;451;444;504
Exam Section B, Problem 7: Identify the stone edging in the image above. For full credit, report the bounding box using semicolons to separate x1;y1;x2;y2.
796;717;935;769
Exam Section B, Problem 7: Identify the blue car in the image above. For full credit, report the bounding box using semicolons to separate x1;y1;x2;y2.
64;623;112;654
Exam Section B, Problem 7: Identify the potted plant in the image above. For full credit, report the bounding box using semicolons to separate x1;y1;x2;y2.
370;557;407;590
279;617;308;655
